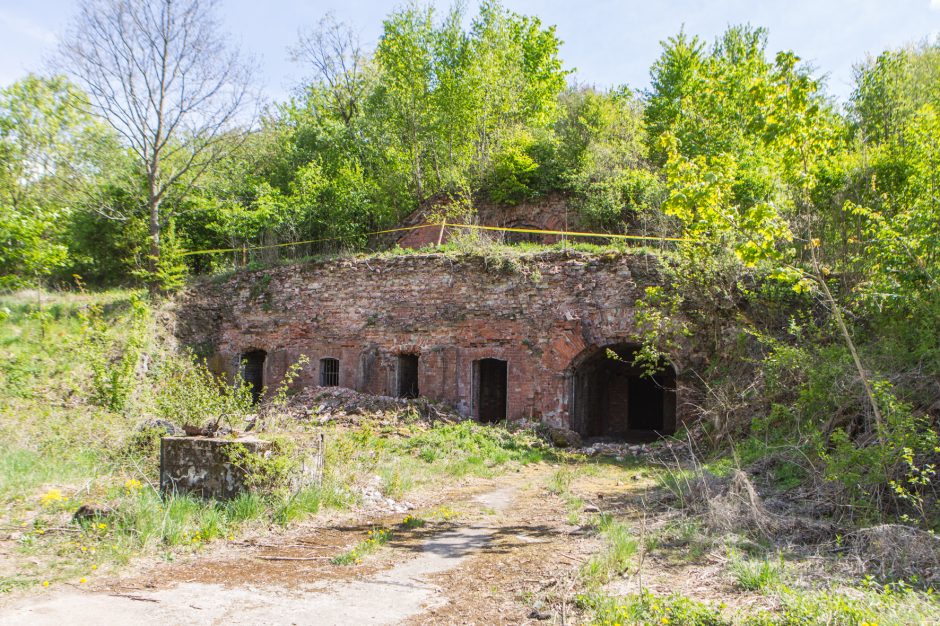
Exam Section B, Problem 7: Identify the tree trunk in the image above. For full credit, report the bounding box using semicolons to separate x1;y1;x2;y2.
147;174;161;296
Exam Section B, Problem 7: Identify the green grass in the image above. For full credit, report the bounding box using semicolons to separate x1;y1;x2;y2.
546;465;587;525
378;461;415;499
327;419;560;497
745;583;940;625
204;235;670;283
654;518;714;563
274;483;350;526
581;589;730;626
331;527;392;565
728;552;783;592
581;513;639;587
583;585;940;626
0;447;105;504
400;514;426;529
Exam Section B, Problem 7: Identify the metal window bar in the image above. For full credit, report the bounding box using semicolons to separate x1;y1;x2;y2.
320;358;339;387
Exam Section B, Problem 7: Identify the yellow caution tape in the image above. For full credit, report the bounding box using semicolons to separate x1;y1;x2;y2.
181;222;690;257
181;223;435;257
444;223;693;243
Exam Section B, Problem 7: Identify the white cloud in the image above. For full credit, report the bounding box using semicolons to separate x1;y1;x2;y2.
0;9;56;44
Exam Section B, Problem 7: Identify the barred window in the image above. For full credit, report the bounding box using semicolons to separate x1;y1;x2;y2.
320;358;339;387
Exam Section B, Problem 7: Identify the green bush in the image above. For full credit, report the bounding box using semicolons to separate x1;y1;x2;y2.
152;351;254;429
81;292;149;412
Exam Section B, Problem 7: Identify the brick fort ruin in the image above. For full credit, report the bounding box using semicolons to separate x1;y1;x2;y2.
174;249;695;442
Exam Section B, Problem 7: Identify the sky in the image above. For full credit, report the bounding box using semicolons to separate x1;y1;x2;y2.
1;0;939;105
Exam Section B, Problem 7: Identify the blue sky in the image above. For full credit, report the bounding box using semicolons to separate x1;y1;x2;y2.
1;0;939;104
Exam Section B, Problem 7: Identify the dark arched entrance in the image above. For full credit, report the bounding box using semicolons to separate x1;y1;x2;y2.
571;344;676;441
240;349;266;403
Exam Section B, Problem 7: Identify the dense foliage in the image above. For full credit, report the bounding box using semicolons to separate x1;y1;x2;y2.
1;2;938;526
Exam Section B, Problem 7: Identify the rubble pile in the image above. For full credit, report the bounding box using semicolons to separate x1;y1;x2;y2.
575;438;693;461
358;475;414;514
289;386;463;426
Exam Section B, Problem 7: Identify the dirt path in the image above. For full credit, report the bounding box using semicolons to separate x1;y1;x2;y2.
0;465;593;625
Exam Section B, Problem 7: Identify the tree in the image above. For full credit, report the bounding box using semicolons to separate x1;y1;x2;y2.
0;75;109;211
291;14;370;126
0;75;114;289
59;0;255;292
851;39;940;146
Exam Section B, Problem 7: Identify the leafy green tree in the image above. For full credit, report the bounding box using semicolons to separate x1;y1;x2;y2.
0;75;116;288
851;40;940;146
556;87;654;229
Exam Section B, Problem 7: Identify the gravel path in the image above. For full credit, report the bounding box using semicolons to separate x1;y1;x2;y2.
0;487;518;626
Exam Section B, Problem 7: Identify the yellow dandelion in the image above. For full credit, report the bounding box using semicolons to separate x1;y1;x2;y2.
124;479;142;492
40;489;64;506
79;578;86;584
80;546;87;552
91;565;97;570
42;581;49;587
97;523;107;530
661;618;670;625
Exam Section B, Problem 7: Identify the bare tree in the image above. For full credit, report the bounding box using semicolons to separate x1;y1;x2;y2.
291;14;368;125
59;0;255;290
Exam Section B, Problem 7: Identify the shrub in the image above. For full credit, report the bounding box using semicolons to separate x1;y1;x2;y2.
152;351;253;430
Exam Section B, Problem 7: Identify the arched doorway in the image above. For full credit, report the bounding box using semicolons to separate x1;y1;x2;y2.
240;349;266;403
570;344;676;441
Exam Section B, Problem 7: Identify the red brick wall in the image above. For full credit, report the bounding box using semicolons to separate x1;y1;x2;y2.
393;192;585;249
174;250;697;431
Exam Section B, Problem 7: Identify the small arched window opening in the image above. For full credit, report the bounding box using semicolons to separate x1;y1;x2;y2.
241;350;266;403
320;358;339;387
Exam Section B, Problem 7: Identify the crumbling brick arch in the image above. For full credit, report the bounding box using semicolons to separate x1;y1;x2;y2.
568;343;677;441
502;221;542;245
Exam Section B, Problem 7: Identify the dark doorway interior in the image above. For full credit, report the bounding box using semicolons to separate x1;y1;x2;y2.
320;357;339;387
475;358;507;423
397;354;419;398
572;345;676;441
241;350;266;403
504;223;542;245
